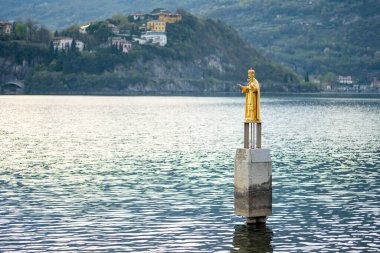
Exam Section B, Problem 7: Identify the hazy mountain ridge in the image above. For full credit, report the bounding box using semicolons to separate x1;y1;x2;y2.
202;0;380;82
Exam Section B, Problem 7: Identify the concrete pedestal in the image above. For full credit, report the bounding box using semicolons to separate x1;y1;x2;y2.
234;148;272;223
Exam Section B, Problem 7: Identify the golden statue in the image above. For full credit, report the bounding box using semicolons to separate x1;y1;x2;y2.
238;68;262;149
238;68;261;123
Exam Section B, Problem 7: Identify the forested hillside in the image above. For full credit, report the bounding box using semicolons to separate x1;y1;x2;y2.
0;12;301;94
202;0;380;82
1;0;379;83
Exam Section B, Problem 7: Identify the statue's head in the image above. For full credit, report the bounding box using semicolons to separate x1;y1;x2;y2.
248;68;255;82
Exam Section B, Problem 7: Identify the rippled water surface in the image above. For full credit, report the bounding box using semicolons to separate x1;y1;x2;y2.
1;96;379;252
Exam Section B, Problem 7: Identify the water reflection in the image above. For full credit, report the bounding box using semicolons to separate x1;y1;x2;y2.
0;96;379;252
232;224;273;253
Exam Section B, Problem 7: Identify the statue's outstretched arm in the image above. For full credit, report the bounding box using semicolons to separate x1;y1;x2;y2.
237;84;249;93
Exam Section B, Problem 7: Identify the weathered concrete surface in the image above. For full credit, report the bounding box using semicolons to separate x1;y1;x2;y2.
234;148;272;219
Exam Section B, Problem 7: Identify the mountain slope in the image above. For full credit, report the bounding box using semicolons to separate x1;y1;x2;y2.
0;12;300;94
201;0;380;82
2;0;379;82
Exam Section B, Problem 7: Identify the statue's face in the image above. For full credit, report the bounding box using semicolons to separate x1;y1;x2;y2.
248;71;255;82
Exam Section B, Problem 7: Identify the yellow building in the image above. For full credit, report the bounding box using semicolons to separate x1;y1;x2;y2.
147;20;166;32
0;22;12;35
158;13;182;23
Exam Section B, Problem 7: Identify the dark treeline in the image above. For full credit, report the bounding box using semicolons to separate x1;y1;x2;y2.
1;20;51;44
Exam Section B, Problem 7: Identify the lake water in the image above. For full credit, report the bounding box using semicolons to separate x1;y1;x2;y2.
0;96;379;252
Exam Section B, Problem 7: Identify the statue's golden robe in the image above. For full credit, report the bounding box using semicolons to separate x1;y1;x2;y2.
241;78;261;123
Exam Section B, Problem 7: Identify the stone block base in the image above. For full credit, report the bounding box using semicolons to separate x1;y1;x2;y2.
234;148;272;218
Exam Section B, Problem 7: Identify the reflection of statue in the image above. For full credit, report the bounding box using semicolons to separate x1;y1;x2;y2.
237;68;262;149
232;225;273;252
238;68;261;123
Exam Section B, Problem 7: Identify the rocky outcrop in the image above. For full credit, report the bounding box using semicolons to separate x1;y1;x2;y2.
0;57;29;83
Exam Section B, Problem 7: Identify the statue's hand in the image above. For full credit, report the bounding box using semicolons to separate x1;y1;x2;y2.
236;84;243;88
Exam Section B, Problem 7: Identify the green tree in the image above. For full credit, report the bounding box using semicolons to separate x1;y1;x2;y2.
49;41;55;57
304;71;309;82
36;26;51;44
323;72;337;85
25;19;38;41
15;23;27;40
70;39;77;53
86;21;111;44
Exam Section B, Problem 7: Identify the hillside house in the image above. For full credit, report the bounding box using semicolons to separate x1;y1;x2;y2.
110;37;132;53
0;21;13;35
337;76;353;84
323;83;332;91
371;79;380;92
158;13;182;23
147;20;166;32
79;24;90;34
358;84;371;92
140;31;167;46
334;75;355;91
108;24;120;35
117;29;131;38
150;9;167;19
133;12;145;21
52;37;84;52
139;24;147;31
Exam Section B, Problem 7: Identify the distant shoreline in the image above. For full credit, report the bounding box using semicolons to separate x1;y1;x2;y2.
3;91;380;98
263;92;380;99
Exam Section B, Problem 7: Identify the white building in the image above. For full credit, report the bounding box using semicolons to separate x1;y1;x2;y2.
52;37;84;52
337;76;353;84
370;79;380;92
371;79;380;89
140;31;167;46
133;12;145;21
132;37;147;45
108;24;120;35
0;21;13;35
111;37;132;53
79;24;90;34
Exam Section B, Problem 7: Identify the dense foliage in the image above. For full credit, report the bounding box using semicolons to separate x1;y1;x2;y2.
2;0;378;82
204;0;380;83
1;13;305;94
